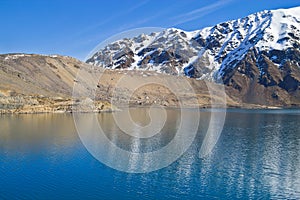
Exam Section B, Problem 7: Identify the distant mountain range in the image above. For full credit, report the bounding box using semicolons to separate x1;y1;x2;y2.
1;7;300;112
87;6;300;106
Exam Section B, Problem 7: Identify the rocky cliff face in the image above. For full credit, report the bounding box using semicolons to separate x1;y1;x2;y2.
86;7;300;106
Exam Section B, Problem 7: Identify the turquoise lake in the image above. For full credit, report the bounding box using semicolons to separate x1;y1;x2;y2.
0;109;300;199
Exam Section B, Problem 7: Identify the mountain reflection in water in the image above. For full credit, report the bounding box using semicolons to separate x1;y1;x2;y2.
0;109;299;199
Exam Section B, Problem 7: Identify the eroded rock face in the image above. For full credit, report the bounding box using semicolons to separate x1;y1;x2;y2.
220;48;300;106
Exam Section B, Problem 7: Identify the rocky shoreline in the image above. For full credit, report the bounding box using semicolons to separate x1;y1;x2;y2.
1;94;295;115
0;95;116;114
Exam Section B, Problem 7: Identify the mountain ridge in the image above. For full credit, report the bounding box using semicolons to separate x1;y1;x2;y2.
86;6;300;106
0;52;299;113
87;6;300;79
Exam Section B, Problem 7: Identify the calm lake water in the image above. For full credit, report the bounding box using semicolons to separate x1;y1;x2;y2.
0;109;300;199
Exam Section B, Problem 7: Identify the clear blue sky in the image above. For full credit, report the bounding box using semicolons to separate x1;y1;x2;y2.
1;0;299;60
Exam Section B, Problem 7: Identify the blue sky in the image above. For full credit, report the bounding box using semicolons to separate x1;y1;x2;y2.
1;0;300;60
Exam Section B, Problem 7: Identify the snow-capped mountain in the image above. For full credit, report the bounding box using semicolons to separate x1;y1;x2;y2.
87;7;300;95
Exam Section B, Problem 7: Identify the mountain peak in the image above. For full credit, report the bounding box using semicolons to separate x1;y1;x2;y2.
86;6;300;90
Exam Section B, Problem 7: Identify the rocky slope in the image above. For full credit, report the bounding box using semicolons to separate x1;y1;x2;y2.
0;53;298;111
0;53;253;112
0;54;115;113
87;7;300;106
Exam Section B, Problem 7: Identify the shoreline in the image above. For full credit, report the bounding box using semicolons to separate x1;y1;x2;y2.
1;104;299;115
0;96;117;114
